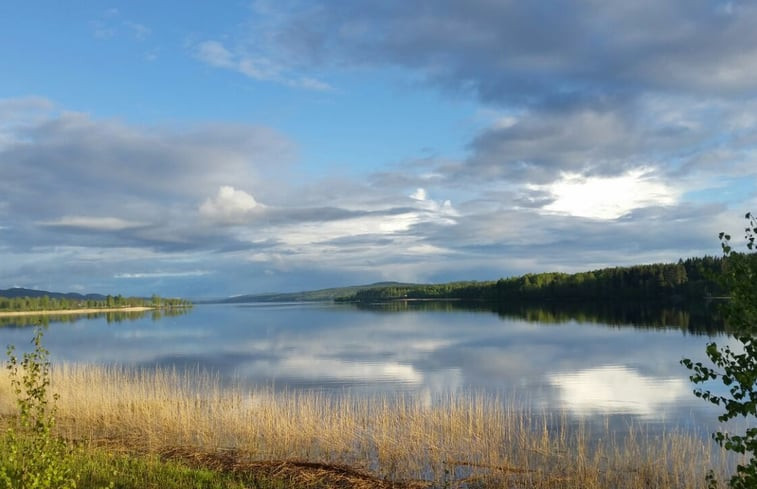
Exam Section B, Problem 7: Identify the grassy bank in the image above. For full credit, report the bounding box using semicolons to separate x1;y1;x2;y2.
0;364;734;488
0;437;294;489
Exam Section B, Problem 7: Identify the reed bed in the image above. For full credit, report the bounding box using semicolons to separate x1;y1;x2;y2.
0;363;731;488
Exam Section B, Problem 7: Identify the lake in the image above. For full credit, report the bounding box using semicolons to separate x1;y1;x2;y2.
0;301;733;437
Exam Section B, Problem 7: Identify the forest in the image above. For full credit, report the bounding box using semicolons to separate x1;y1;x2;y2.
0;293;192;312
340;256;731;303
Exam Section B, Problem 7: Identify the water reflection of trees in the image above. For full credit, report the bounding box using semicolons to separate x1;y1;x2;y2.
0;307;192;329
348;300;725;335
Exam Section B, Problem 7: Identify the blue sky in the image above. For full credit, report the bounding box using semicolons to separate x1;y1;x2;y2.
1;0;756;298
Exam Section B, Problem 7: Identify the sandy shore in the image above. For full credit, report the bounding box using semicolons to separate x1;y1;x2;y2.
0;306;155;318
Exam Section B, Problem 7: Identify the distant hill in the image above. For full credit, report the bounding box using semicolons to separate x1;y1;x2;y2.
215;282;417;303
0;287;107;301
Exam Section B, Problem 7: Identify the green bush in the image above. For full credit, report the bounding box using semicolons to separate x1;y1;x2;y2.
682;212;757;489
1;327;79;489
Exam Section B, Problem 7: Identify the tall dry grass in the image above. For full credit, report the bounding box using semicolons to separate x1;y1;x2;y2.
0;363;732;488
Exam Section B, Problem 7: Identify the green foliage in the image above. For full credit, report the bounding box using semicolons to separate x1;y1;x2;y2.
0;328;79;489
681;212;757;489
72;451;251;489
0;441;293;489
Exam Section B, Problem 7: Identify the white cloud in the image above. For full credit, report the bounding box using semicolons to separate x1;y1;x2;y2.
236;56;281;81
194;40;332;91
0;96;56;149
123;21;150;41
196;40;234;68
537;168;679;220
114;270;211;279
0;94;744;295
91;20;116;39
240;189;460;256
410;188;427;201
199;186;264;223
295;77;332;91
0;96;55;120
144;48;159;62
405;243;447;255
39;216;145;231
409;187;458;224
249;213;418;249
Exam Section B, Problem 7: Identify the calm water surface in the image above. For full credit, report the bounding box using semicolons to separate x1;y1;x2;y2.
0;301;732;435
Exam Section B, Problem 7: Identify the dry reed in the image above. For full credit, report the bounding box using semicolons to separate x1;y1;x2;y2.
0;363;732;488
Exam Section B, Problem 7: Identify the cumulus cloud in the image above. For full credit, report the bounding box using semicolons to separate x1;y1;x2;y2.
408;187;458;224
409;188;427;201
199;186;264;223
456;96;727;185
537;169;680;220
223;1;757;190
0;108;295;225
186;3;757;199
0;99;487;294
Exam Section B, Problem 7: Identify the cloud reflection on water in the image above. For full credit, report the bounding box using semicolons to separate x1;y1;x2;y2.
236;356;425;386
0;302;724;426
549;365;690;418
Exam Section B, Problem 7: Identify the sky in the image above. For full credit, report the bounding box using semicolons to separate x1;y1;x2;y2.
1;0;756;299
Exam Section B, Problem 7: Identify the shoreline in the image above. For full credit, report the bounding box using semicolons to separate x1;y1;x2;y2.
0;306;155;318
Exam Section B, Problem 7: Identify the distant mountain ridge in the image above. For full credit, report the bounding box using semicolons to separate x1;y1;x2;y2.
215;282;417;303
0;287;107;301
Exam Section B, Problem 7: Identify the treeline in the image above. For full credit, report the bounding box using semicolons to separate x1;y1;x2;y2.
0;293;192;312
340;256;730;303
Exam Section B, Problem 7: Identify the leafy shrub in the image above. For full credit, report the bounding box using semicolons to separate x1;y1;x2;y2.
682;212;757;489
0;327;79;489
